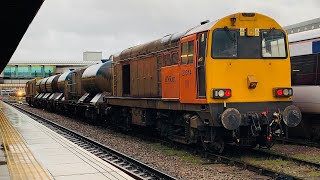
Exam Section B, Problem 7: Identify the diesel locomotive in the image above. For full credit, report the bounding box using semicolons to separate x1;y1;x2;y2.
26;13;302;152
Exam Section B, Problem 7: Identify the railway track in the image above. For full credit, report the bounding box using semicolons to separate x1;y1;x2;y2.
278;138;320;149
250;148;320;169
10;103;319;180
206;153;300;180
9;103;175;180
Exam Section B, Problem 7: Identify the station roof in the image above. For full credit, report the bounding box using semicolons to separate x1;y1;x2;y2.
0;1;44;72
284;18;320;34
7;59;100;66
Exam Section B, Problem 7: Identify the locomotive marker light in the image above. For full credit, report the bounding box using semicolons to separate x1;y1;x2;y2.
221;108;241;130
273;88;293;97
283;105;302;127
212;89;232;99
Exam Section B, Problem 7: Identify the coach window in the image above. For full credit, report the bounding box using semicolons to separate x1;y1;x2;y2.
172;52;179;65
291;54;317;85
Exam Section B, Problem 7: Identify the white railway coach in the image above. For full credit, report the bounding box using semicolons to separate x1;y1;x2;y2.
289;28;320;114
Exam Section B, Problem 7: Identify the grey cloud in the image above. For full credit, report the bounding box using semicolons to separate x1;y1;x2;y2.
11;0;319;61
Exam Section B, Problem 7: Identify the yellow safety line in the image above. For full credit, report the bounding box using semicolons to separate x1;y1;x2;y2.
0;110;48;179
0;106;52;180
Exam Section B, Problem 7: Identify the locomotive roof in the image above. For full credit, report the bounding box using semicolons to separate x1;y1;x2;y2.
112;19;218;62
184;20;218;37
112;13;281;62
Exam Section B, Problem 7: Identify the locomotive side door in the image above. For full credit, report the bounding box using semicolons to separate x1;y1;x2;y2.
179;34;206;104
197;32;207;98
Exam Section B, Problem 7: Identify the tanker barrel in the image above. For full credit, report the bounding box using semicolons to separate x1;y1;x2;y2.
57;71;72;93
39;77;49;93
52;74;61;92
81;61;113;94
35;79;43;93
45;75;60;93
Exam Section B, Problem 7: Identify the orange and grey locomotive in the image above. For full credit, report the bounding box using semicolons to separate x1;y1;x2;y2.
26;13;302;152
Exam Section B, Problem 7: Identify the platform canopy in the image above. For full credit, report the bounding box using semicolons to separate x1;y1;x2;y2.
0;1;44;72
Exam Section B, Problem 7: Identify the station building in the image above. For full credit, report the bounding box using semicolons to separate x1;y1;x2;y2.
0;52;102;95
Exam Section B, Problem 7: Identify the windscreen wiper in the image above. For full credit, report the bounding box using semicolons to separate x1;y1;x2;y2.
223;26;236;42
265;27;275;37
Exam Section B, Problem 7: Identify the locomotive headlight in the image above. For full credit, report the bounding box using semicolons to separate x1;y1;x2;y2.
218;90;225;97
16;90;23;97
283;89;289;96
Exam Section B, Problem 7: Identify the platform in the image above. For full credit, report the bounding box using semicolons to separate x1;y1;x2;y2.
0;101;134;180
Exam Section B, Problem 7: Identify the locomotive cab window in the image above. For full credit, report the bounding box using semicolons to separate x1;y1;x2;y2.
164;53;171;66
211;28;287;59
164;52;178;66
262;30;286;58
212;30;237;58
172;52;179;65
181;41;194;64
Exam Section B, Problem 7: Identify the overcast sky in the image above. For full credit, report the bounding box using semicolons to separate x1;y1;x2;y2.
10;0;320;61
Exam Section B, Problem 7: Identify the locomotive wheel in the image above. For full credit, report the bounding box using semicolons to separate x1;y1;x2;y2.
270;123;283;147
201;137;225;154
91;113;98;125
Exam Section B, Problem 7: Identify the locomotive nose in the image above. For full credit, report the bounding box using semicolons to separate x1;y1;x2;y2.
282;105;302;127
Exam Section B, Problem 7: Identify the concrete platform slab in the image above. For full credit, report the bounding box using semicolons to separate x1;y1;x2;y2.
0;101;134;180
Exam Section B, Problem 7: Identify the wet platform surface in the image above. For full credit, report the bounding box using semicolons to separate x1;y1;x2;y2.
0;101;134;180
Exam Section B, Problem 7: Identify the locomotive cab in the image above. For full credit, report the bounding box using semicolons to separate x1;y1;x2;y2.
204;13;301;147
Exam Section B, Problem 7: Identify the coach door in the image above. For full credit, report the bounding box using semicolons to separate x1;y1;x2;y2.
197;32;207;98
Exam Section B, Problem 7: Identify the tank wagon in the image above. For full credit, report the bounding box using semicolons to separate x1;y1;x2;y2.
61;68;87;115
34;78;47;106
25;78;42;105
68;68;86;102
52;70;73;112
44;74;61;110
26;12;302;152
78;61;112;120
289;28;320;138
